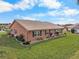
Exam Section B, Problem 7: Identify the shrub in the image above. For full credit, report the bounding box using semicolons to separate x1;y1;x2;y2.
16;34;25;42
23;41;31;45
71;28;75;33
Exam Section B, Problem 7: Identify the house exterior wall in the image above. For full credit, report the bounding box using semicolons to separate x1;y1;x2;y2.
27;29;63;42
10;21;28;41
27;30;47;41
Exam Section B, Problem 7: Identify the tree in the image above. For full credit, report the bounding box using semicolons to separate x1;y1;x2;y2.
71;28;75;33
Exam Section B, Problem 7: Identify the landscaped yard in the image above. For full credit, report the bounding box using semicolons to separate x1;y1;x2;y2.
0;32;79;59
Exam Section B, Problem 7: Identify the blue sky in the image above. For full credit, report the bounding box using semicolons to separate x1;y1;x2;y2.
0;0;79;24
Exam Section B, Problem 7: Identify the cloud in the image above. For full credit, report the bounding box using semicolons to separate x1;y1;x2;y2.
32;8;79;18
21;16;37;20
47;8;79;17
15;0;62;10
47;10;63;16
54;18;77;24
14;0;37;10
27;10;79;24
0;0;63;13
0;1;13;12
32;13;47;17
31;7;79;18
0;0;37;12
63;8;79;16
0;0;78;24
14;0;30;10
15;15;39;20
39;0;62;9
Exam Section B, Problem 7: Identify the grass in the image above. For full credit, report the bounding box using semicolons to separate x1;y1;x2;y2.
70;50;79;59
0;32;79;59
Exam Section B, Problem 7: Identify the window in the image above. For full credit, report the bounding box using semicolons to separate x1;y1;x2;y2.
11;29;17;34
32;30;42;37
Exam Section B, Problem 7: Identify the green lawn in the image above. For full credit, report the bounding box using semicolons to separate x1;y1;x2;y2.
0;32;79;59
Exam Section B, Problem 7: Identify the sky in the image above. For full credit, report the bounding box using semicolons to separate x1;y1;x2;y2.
0;0;79;24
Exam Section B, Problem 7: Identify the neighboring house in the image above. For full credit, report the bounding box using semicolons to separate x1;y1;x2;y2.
10;20;64;43
62;24;74;32
0;23;10;31
73;24;79;34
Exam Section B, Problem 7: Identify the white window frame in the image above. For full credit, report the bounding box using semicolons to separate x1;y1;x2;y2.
33;30;41;36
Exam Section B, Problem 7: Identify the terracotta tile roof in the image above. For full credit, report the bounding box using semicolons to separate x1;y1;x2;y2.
15;20;64;30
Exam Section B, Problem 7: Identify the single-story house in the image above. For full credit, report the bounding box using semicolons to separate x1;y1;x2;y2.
10;20;64;43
